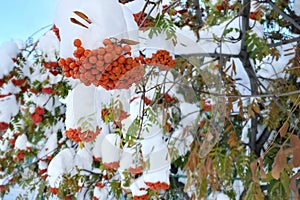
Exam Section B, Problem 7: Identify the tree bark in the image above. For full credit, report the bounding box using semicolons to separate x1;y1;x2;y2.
239;0;260;155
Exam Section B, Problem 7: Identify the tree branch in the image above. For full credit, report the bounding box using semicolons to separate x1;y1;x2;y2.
266;0;300;31
239;0;260;154
267;36;300;48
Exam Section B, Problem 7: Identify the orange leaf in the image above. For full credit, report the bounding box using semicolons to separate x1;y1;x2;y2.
271;148;286;179
291;134;300;167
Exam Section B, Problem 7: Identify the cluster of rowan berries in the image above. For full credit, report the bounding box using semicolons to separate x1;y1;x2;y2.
52;24;61;41
59;38;145;90
43;61;60;76
58;39;85;79
133;194;149;200
144;181;169;190
133;12;154;30
144;50;176;70
65;126;101;143
65;128;81;143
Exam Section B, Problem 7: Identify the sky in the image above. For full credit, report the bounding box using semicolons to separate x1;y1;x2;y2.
0;0;57;45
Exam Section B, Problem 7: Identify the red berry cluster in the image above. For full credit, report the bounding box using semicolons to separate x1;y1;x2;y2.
133;12;154;30
65;128;81;143
144;50;176;70
52;24;61;41
31;107;45;124
133;193;149;200
0;122;10;131
65;126;101;143
43;61;60;76
144;181;169;190
59;38;145;90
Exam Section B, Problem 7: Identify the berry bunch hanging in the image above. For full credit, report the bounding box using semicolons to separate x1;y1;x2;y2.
59;38;145;90
144;50;176;70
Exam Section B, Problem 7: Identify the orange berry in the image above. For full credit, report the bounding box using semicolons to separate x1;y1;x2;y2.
123;45;131;52
69;62;77;69
91;69;99;75
64;71;71;77
66;57;73;65
97;48;105;55
104;53;113;63
58;58;66;66
115;46;123;55
105;44;114;53
74;39;82;47
96;60;104;67
103;38;112;46
112;66;121;75
118;56;126;64
97;54;104;60
77;47;85;55
84;49;92;57
89;56;97;64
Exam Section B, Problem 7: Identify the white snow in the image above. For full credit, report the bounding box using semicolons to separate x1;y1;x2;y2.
74;147;93;174
37;31;60;61
47;148;75;186
0;41;19;79
296;1;300;16
38;133;58;159
14;134;28;150
0;95;19;123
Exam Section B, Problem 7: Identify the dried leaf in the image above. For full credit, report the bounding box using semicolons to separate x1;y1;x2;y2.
250;159;259;183
271;148;286;180
238;99;244;118
244;182;265;200
252;102;260;114
184;143;199;172
290;171;300;199
73;11;92;24
205;157;213;174
232;60;236;75
291;134;300;167
120;39;139;45
248;106;255;118
258;157;267;179
172;38;177;46
279;121;289;137
284;52;295;56
70;18;88;29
